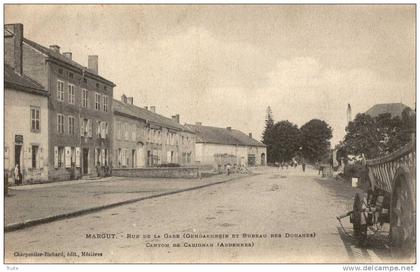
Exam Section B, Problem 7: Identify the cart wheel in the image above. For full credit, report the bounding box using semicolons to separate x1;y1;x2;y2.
390;167;415;260
353;192;368;247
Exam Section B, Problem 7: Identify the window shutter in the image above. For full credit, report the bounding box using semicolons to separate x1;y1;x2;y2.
65;146;71;168
101;122;105;139
54;146;58;168
75;147;80;167
95;149;98;166
88;119;92;137
101;149;105;165
105;122;109;138
39;147;44;168
80;118;84;136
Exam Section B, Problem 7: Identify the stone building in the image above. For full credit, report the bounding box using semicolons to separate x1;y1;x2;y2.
4;57;49;184
5;23;115;182
113;95;195;168
186;123;267;169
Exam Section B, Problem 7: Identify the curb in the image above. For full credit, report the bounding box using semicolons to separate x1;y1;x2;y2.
5;173;257;232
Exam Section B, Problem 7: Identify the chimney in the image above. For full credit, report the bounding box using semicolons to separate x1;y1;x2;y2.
121;94;127;103
63;52;72;60
150;106;156;113
145;106;148;110
226;127;232;131
49;45;60;53
88;55;98;74
127;97;133;105
172;114;180;123
5;24;23;75
195;122;202;126
249;133;252;138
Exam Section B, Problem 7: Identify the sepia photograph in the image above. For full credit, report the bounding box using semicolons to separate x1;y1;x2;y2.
2;3;416;267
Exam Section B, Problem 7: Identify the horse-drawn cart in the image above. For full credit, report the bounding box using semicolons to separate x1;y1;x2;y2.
338;138;416;258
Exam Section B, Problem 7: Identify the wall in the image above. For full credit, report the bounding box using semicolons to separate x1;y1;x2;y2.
195;143;248;167
4;88;49;183
113;167;199;179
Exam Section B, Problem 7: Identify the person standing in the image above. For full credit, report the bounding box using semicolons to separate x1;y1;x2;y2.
14;164;21;185
302;162;306;172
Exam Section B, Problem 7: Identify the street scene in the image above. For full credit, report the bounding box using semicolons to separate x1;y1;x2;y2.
3;4;416;266
5;167;393;263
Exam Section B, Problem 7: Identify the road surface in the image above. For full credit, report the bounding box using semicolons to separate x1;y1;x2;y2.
5;167;393;263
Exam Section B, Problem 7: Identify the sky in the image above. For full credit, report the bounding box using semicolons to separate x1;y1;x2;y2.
5;5;416;145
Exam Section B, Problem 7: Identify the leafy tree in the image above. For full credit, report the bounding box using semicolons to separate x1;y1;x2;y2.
340;108;415;159
300;119;333;163
262;106;275;162
270;120;301;163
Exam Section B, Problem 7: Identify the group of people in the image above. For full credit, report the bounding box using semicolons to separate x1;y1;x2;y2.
275;161;306;172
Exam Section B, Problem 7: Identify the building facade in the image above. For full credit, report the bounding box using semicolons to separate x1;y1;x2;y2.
5;23;115;182
113;95;196;168
4;62;49;184
187;123;267;169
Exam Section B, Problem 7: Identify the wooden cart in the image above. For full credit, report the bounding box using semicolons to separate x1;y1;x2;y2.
339;138;415;257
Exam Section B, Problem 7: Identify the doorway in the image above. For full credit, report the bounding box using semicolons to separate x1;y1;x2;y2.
14;144;22;184
261;153;266;166
82;148;89;175
131;149;136;168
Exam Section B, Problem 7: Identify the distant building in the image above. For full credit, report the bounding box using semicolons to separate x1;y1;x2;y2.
113;95;195;168
365;103;413;118
347;103;352;124
5;23;115;182
186;123;267;169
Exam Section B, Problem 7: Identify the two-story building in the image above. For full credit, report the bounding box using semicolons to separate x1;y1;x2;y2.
5;23;115;182
113;95;195;168
4;25;49;184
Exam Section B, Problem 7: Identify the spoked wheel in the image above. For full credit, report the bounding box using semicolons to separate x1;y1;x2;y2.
352;192;368;247
390;169;415;260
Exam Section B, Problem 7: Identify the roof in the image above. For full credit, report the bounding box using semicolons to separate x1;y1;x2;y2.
113;99;194;133
23;38;115;87
186;124;266;147
365;103;413;118
4;64;47;95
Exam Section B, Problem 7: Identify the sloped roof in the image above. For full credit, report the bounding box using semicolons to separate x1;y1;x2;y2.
186;124;266;147
23;38;115;86
365;103;413;118
113;99;194;133
4;64;47;95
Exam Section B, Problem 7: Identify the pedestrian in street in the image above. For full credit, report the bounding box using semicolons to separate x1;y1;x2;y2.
302;162;306;172
226;164;231;176
14;164;21;185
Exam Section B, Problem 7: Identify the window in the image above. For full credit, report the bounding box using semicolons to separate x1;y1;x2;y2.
58;147;64;167
96;121;101;138
58;68;63;75
57;114;64;134
95;93;101;110
68;84;75;104
57;80;64;101
81;89;88;108
30;106;40;132
32;145;39;168
68;116;75;135
68;72;73;79
103;95;108;112
71;147;76;166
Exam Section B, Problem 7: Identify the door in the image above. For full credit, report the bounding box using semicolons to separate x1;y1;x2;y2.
131;149;136;168
82;148;89;175
14;144;22;184
137;143;145;167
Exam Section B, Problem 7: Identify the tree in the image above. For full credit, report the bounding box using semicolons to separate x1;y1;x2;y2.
341;110;414;159
300;119;333;163
262;106;275;162
270;120;301;163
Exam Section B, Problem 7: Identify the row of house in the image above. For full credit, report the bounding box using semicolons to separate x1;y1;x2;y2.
4;23;266;184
